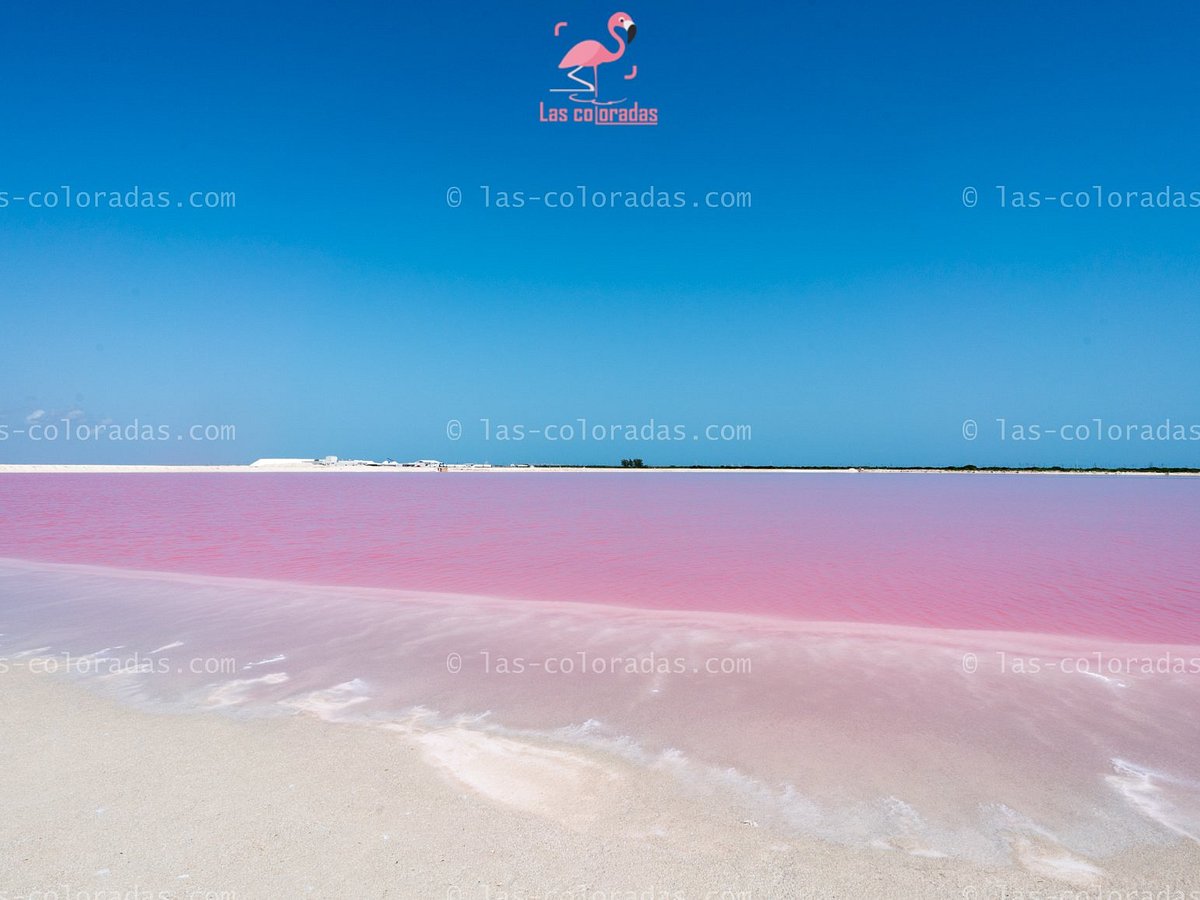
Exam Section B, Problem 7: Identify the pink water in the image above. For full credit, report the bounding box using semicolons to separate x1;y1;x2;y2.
2;472;1200;868
1;472;1198;642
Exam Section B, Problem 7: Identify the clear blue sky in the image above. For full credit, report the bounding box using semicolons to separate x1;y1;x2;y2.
2;1;1198;466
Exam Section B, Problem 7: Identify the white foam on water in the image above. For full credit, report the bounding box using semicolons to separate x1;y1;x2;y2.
280;679;371;721
1107;759;1200;844
204;672;290;708
244;654;287;669
13;646;52;658
1078;668;1127;688
476;716;1006;864
149;641;184;653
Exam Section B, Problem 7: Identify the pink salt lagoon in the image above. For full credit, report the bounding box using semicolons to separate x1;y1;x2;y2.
1;471;1198;874
1;472;1197;643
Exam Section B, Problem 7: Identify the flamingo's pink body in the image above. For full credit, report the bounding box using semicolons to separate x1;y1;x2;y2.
557;12;635;99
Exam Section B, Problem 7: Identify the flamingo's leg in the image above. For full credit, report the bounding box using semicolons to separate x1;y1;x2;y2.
593;66;600;99
550;66;595;93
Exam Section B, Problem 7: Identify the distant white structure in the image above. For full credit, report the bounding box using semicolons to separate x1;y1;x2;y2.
248;456;470;471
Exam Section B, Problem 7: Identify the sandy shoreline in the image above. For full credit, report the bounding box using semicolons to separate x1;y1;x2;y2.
3;669;1198;900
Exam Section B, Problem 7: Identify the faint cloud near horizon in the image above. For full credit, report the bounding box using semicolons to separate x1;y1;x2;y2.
7;406;94;426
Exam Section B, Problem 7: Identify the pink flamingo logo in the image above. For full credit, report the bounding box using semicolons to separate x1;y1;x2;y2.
553;12;637;104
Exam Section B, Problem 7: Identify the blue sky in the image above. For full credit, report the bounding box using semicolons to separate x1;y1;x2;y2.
1;1;1198;466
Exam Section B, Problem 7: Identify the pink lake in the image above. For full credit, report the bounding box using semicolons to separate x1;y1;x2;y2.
1;472;1198;643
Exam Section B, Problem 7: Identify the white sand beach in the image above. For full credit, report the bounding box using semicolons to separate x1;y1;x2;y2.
3;669;1198;900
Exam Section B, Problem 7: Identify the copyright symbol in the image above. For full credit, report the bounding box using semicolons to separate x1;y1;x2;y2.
446;652;462;674
446;419;463;441
962;186;978;208
962;653;978;674
962;419;978;441
446;186;463;208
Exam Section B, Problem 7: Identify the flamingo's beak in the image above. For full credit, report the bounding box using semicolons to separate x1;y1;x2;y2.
624;21;637;43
